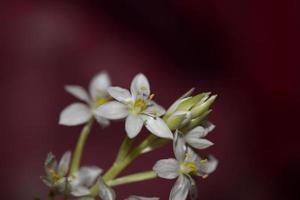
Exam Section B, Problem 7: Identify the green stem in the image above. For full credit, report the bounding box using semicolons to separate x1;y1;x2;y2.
70;119;94;175
106;171;157;187
115;136;132;163
102;135;157;181
89;135;160;197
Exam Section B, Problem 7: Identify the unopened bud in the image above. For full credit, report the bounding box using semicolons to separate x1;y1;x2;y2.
181;110;212;132
190;95;217;118
165;111;188;130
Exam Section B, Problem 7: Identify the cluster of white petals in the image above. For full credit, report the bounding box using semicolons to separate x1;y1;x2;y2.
153;131;218;200
96;73;172;139
41;151;101;197
42;71;218;200
59;72;111;127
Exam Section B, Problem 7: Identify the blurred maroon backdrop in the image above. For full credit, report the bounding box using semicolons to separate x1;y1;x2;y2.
0;0;299;199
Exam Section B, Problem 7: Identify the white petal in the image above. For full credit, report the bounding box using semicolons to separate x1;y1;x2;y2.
125;115;144;138
70;185;91;197
153;158;179;179
41;176;52;187
89;71;111;100
65;85;90;103
184;147;201;163
130;73;150;100
59;103;92;126
198;156;218;175
203;121;216;133
144;101;166;117
98;178;116;200
169;175;190;200
173;131;186;162
95;101;128;120
185;138;214;149
185;126;207;138
76;166;102;187
57;151;71;176
126;196;159;200
107;87;132;103
145;117;173;139
44;152;57;172
93;114;110;127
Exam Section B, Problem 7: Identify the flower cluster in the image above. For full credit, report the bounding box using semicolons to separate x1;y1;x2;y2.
40;71;218;200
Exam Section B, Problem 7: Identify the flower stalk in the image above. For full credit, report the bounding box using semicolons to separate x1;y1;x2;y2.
69;119;94;175
107;171;157;187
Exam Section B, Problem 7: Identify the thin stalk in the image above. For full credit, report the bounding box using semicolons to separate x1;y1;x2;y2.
69;119;94;175
107;171;157;187
102;135;157;181
115;136;133;163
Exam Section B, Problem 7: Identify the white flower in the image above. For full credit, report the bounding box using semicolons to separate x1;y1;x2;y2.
41;152;102;198
59;71;111;127
41;151;71;193
69;166;102;197
184;123;215;149
98;177;116;200
153;131;218;200
96;73;172;139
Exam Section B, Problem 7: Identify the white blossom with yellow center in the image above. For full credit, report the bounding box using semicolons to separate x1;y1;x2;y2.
153;131;218;200
95;73;172;139
59;71;111;127
41;151;102;198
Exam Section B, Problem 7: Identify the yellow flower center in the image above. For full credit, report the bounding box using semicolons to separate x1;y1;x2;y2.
95;97;108;107
129;99;146;114
180;162;198;175
48;169;61;183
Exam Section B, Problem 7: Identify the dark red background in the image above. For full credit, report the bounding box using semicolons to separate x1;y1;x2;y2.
0;0;299;199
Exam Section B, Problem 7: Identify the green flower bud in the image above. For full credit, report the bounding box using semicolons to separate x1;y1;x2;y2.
165;111;188;130
164;88;194;118
176;93;206;111
180;110;212;132
164;89;217;133
190;95;217;118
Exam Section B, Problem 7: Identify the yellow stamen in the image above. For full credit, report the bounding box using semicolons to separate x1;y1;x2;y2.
48;169;61;183
95;97;108;107
180;162;198;175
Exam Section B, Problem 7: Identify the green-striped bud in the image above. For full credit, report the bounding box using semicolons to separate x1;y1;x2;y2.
190;95;217;118
181;110;212;132
163;89;217;133
165;111;188;130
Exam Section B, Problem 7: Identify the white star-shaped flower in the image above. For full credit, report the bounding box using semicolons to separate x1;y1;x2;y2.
41;152;102;198
153;131;218;200
59;71;111;127
96;73;172;139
